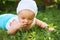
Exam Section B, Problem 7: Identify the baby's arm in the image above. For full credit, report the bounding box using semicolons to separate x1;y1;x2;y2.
7;19;21;34
35;18;55;31
35;18;48;28
7;26;19;34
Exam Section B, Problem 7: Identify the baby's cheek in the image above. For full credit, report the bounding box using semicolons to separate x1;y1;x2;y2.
19;19;24;23
29;21;33;25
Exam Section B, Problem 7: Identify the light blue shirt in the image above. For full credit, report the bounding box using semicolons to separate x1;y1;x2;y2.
0;14;17;30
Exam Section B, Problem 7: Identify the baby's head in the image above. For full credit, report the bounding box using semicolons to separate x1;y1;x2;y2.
16;0;38;26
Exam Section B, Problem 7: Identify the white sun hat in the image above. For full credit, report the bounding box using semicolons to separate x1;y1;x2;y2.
16;0;38;17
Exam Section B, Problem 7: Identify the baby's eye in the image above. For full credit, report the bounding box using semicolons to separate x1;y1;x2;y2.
28;18;33;20
22;18;25;19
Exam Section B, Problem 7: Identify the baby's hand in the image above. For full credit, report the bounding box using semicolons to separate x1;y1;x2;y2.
48;27;55;31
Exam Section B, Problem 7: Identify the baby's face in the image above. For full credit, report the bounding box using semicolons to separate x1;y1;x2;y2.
18;9;35;26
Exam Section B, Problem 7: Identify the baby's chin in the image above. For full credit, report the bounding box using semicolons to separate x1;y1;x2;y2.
23;25;28;27
23;24;30;27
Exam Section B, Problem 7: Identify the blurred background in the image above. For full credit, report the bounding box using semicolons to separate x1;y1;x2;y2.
0;0;60;40
0;0;60;13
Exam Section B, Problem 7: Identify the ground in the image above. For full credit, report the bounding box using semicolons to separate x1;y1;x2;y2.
0;8;60;40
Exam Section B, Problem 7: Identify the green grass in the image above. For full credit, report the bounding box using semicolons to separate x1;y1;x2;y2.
0;9;60;40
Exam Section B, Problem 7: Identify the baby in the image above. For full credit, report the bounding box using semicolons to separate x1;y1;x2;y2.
0;0;54;34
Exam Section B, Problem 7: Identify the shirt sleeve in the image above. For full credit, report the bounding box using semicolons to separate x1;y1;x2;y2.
6;16;18;30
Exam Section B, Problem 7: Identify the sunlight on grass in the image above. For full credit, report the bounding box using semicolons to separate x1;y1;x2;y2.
0;9;60;40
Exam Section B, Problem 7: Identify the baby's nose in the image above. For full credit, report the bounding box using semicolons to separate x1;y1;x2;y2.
23;19;28;23
25;19;28;23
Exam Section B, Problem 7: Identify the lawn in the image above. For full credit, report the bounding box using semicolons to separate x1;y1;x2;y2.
0;8;60;40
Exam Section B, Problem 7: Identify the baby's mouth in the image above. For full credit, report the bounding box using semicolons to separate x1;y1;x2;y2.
23;24;29;26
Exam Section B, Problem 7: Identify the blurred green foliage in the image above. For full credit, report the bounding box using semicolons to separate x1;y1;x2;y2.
0;0;60;40
0;0;60;14
0;0;18;14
